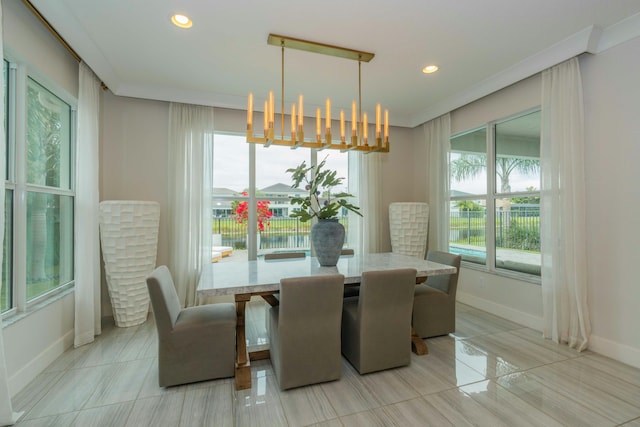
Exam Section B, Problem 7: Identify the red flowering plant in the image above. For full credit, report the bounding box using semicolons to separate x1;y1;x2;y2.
231;192;273;232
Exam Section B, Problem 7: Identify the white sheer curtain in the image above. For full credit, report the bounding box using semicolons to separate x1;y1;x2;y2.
540;57;590;351
346;152;362;253
0;3;23;423
74;62;102;347
168;103;214;307
424;113;451;252
357;152;382;253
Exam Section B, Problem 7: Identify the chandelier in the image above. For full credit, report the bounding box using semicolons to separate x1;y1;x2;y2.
246;34;389;153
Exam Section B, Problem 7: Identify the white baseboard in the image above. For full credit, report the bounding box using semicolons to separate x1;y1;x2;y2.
457;291;543;331
589;334;640;370
8;329;74;397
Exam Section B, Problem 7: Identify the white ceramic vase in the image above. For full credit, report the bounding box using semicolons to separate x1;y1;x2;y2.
99;201;160;327
389;202;430;259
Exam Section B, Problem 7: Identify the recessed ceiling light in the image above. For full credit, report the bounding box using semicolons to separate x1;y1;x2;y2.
171;14;193;29
422;65;439;74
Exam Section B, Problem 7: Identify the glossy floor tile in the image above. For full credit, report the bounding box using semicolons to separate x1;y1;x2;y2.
11;302;640;426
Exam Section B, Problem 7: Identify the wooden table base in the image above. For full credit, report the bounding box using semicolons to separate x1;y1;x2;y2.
234;294;252;390
411;327;428;355
234;293;279;390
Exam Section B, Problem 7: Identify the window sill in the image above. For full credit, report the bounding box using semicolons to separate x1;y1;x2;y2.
461;260;541;285
1;287;75;328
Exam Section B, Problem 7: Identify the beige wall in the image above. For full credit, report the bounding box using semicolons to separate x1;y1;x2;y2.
450;75;541;135
99;93;170;316
580;37;640;366
2;0;77;97
379;125;426;251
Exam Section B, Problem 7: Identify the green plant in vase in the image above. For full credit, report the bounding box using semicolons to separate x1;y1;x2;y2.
287;158;361;221
287;157;361;265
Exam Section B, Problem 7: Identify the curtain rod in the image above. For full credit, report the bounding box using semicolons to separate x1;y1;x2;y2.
21;0;109;90
21;0;81;61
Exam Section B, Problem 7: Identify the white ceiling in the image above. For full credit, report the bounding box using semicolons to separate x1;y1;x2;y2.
29;0;640;128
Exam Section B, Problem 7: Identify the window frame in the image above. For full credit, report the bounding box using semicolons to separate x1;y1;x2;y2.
212;131;356;260
449;108;541;283
3;56;77;318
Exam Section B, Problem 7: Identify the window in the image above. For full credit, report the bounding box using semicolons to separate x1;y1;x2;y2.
212;133;354;260
449;110;541;277
2;60;11;312
2;59;76;314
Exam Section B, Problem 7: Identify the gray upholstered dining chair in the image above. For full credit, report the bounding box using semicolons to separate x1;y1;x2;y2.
264;251;307;305
341;268;416;374
146;265;236;387
268;274;345;390
412;251;462;338
264;251;306;260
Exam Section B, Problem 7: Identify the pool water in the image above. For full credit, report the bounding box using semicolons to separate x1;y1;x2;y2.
450;246;486;258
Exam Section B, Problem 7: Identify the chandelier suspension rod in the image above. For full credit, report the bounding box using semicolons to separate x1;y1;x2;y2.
281;41;285;141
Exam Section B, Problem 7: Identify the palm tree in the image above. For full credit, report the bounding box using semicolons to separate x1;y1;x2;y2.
451;154;539;194
26;84;63;282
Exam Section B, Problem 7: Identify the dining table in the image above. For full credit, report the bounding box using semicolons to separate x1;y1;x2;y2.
197;252;457;390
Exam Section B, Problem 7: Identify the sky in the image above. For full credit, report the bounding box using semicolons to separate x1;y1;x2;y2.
213;134;349;193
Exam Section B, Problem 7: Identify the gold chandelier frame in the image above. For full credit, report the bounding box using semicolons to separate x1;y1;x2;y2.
246;34;389;153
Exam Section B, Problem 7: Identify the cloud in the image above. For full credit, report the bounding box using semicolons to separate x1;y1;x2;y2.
213;134;349;193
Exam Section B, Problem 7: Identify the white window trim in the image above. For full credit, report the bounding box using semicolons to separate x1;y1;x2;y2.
450;107;541;284
2;57;77;319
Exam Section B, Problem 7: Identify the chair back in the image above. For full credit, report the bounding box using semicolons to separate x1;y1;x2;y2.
146;265;182;334
357;268;417;353
426;251;462;294
264;251;306;260
278;274;344;327
272;274;345;389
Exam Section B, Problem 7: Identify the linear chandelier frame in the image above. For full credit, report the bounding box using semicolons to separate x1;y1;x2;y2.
246;34;389;153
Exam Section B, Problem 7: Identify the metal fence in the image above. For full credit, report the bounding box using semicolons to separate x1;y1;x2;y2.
496;206;540;251
215;208;540;252
450;206;540;252
213;216;349;250
450;210;486;246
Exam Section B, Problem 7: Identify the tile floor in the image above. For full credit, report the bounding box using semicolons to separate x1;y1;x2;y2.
11;302;640;426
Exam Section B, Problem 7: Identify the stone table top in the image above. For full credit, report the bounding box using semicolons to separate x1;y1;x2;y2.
197;252;457;297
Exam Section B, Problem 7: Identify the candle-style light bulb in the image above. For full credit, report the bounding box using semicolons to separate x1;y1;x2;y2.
384;109;389;144
291;104;296;139
316;108;321;141
268;91;274;126
298;94;304;140
351;101;357;137
375;103;381;138
247;93;254;128
326;98;331;135
363;112;368;145
263;100;268;136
